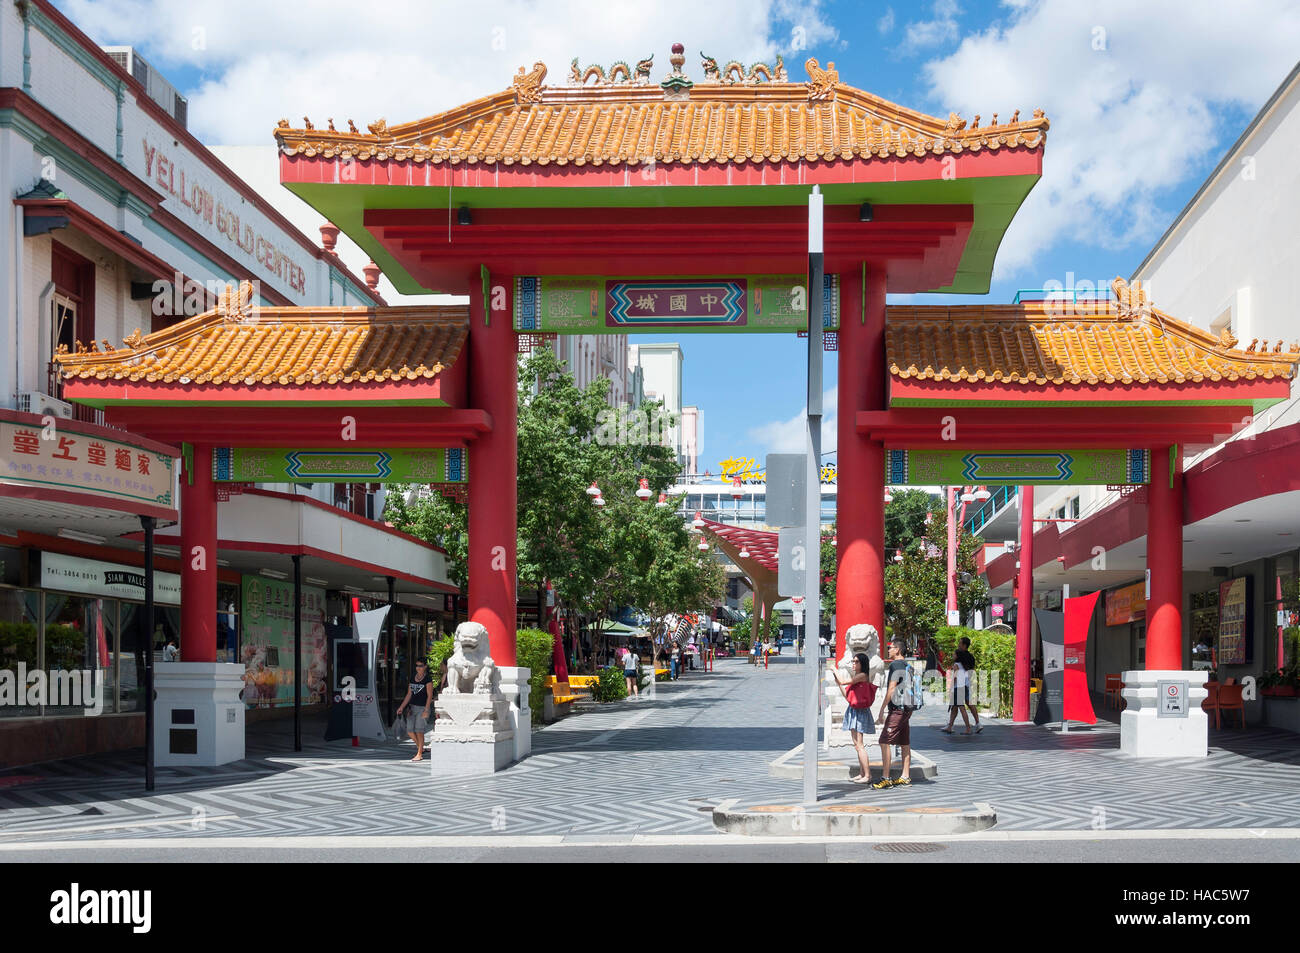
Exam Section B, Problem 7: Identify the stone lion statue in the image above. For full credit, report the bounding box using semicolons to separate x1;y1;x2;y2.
838;623;885;686
444;621;499;696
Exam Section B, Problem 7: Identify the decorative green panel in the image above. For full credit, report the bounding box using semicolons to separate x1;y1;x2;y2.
213;447;467;483
513;274;838;334
886;449;1150;486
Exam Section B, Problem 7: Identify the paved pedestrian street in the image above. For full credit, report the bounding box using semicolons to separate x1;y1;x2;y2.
3;657;1300;853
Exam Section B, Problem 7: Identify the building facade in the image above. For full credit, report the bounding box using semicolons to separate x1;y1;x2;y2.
0;0;458;766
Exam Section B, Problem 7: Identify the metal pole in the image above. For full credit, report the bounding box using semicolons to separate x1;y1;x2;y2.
803;185;824;806
292;553;302;752
386;575;396;728
141;515;156;792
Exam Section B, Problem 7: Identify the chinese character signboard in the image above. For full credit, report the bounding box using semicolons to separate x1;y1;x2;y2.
1;419;176;517
213;447;467;483
887;449;1150;486
1218;576;1250;665
240;576;328;708
513;274;840;334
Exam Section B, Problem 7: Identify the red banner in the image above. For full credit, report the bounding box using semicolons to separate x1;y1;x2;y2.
1063;591;1101;724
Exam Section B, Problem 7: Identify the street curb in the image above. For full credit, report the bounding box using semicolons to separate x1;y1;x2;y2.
711;798;996;837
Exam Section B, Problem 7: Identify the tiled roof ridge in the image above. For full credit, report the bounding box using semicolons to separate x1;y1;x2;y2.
273;59;1049;166
55;289;470;387
886;286;1300;386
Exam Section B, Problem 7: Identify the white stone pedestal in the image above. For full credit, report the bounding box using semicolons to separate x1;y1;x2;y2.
1120;670;1209;757
153;662;246;766
428;693;515;776
496;666;532;762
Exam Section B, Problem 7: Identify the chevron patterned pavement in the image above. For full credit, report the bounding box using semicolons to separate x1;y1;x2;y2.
2;657;1299;840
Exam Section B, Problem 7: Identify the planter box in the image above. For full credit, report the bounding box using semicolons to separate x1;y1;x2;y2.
1261;686;1298;697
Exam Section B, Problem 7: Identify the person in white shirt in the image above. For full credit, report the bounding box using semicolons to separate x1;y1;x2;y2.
162;639;178;662
623;648;640;697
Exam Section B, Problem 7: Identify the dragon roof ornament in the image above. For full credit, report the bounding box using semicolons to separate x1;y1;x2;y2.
273;44;1052;167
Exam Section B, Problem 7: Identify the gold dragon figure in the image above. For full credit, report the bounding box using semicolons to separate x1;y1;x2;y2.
512;61;547;103
804;57;839;100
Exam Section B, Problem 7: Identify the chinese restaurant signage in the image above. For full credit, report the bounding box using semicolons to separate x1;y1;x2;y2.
514;275;839;333
887;449;1150;486
1218;577;1250;665
41;552;181;605
1105;581;1147;626
213;447;467;483
1;420;176;513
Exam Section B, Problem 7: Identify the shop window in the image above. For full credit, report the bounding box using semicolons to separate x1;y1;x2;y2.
0;588;42;718
42;593;111;717
1189;587;1219;672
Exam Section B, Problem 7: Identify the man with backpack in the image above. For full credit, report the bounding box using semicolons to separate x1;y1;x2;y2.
873;638;914;789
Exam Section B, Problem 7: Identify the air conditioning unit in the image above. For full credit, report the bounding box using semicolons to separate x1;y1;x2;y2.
18;392;73;419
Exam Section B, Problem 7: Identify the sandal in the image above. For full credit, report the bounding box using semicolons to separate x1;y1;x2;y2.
940;727;954;734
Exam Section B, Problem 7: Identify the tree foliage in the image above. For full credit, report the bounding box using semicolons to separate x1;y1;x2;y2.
883;495;988;651
387;346;724;633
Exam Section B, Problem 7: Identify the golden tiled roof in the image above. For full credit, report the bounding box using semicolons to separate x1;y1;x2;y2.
886;280;1300;386
56;282;467;386
273;53;1048;167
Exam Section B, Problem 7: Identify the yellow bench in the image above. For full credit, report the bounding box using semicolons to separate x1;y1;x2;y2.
544;676;581;721
567;675;600;690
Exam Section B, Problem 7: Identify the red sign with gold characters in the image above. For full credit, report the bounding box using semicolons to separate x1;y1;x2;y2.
0;415;177;518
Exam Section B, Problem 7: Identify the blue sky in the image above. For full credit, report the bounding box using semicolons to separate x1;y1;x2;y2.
58;0;1299;471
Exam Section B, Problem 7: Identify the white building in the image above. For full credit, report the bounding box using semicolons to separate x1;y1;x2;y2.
984;61;1300;728
0;1;457;766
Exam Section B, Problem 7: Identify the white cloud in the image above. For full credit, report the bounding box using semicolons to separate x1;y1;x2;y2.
747;384;838;455
62;0;837;145
902;0;961;52
878;7;896;34
919;0;1300;280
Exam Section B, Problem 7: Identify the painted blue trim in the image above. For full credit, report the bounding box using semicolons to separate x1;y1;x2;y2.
26;3;122;93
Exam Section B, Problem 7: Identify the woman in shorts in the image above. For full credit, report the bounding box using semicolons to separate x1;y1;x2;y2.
395;659;434;761
832;653;878;784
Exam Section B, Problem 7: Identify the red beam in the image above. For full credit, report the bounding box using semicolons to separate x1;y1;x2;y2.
282;146;1043;192
102;406;491;448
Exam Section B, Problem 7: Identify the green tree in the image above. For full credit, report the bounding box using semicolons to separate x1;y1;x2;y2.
882;493;988;651
388;346;721;666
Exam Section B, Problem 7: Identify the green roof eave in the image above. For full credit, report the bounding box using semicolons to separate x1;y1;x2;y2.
283;173;1041;297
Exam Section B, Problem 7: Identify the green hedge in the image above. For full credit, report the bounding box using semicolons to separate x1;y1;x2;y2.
426;627;557;725
934;625;1015;718
591;666;628;702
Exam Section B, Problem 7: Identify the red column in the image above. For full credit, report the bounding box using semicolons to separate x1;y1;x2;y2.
1146;447;1184;670
180;443;217;663
1013;485;1034;722
835;264;886;644
468;272;517;666
946;487;958;616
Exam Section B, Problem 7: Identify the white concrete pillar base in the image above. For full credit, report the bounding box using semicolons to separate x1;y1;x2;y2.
153;662;246;766
1119;670;1209;758
496;665;531;762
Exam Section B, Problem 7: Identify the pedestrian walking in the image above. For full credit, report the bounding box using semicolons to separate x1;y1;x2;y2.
831;653;877;784
671;643;681;680
395;658;434;762
943;636;983;734
873;638;913;789
624;646;640;698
